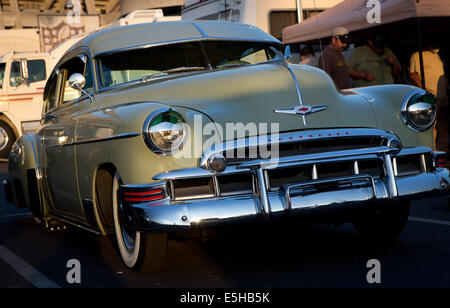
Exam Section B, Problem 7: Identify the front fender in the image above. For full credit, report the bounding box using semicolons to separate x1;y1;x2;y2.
352;85;434;149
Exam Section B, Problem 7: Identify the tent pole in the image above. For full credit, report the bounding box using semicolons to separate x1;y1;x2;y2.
296;0;303;23
416;17;426;90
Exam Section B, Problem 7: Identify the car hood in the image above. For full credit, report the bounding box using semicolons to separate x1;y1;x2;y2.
102;63;378;141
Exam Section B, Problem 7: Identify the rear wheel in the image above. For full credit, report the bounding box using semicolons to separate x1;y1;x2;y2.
0;121;15;158
352;201;410;241
112;170;167;272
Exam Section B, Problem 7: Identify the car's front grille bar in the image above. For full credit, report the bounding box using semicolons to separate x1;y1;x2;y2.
236;146;400;213
237;145;394;170
199;128;398;169
152;124;434;203
153;150;433;203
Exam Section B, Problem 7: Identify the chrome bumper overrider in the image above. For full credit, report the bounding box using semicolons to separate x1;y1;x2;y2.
120;145;450;233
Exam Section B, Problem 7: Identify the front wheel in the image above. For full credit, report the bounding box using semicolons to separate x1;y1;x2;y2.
352;201;411;241
112;171;167;272
0;121;15;158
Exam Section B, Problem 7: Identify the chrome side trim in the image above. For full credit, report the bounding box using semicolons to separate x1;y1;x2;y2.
54;133;141;148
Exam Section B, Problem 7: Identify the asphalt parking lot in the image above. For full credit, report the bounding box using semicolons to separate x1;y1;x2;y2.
1;161;450;288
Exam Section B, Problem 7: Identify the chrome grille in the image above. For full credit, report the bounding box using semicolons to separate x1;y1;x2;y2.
224;136;386;165
216;173;254;197
172;177;215;201
169;153;432;201
170;172;254;201
160;129;435;202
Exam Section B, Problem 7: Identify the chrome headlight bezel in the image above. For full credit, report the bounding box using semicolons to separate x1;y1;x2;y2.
142;108;187;155
401;89;436;132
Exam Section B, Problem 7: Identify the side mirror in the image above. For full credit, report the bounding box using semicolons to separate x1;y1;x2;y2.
68;73;86;90
20;59;29;85
68;73;93;103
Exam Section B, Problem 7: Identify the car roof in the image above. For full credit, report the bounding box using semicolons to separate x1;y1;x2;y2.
69;20;282;57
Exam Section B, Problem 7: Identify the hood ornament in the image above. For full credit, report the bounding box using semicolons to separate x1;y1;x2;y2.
270;46;327;127
274;105;327;126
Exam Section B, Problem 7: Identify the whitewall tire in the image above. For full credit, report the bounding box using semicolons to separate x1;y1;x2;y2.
112;170;167;272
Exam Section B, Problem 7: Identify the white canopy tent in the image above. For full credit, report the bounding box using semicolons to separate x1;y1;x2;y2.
282;0;450;44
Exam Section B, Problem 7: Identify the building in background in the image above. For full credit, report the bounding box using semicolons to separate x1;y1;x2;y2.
0;0;183;54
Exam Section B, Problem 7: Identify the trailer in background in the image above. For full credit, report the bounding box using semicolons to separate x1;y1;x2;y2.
182;0;344;40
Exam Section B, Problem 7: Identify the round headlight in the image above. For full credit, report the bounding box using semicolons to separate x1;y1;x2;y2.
143;108;187;154
401;91;436;132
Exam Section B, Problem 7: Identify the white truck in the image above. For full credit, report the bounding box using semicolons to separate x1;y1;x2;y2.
0;51;52;157
0;33;88;158
181;0;344;40
0;9;182;158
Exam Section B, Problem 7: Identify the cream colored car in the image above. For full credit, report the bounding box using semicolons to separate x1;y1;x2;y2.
6;21;450;273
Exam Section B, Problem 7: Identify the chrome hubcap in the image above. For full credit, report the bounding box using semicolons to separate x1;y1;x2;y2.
0;127;9;152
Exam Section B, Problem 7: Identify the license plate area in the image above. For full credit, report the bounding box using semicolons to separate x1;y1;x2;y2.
281;175;377;210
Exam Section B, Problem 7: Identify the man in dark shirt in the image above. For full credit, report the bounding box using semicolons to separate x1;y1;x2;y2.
318;27;352;89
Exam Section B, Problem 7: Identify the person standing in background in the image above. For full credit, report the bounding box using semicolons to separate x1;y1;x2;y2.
318;27;352;90
299;45;319;67
349;33;401;87
410;44;448;152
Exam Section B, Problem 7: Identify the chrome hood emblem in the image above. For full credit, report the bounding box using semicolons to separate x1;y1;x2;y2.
274;105;327;126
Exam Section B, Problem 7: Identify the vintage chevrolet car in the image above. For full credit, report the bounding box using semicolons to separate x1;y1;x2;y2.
6;21;450;272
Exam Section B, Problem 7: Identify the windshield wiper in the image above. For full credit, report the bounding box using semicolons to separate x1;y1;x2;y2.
216;62;250;69
141;66;207;82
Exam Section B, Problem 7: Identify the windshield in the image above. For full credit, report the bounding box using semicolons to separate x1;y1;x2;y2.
98;41;281;88
0;63;5;89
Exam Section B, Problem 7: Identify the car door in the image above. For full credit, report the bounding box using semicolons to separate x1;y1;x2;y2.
40;54;94;219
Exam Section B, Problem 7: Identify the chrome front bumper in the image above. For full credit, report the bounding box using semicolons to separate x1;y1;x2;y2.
120;148;450;233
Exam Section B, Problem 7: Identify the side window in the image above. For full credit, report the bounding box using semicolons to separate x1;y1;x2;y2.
10;61;21;87
27;60;46;83
0;63;5;89
43;71;63;114
241;49;271;64
61;55;93;104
